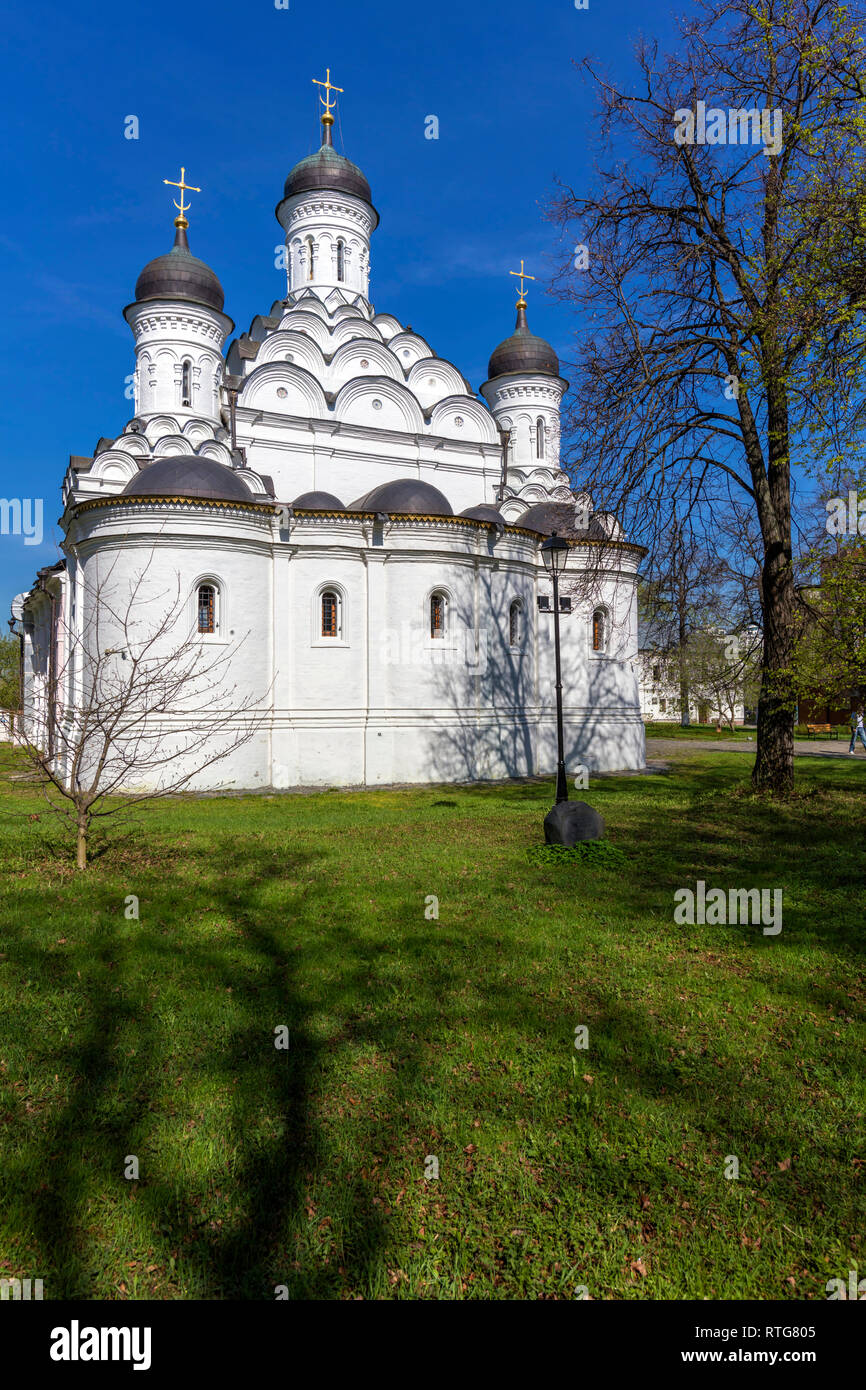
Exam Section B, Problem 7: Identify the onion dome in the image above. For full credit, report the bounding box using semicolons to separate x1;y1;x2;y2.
277;120;377;227
349;478;453;515
291;490;345;509
518;499;605;539
132;224;225;312
487;303;559;380
121;457;254;503
459;503;506;526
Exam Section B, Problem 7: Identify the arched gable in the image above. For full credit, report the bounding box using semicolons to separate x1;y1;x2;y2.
429;396;499;444
407;358;471;409
389;331;433;368
330;339;401;390
240;362;329;417
334;377;426;433
152;434;195;457
273;309;331;352
256;330;326;379
372;313;403;341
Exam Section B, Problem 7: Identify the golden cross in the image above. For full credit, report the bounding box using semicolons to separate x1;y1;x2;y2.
312;68;343;124
509;259;535;305
163;167;201;228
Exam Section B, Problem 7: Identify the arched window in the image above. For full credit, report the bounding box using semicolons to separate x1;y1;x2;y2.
321;590;340;638
592;609;605;652
430;592;447;639
198;583;217;634
306;236;315;281
509;600;522;648
336;239;345;281
182;359;192;408
535;417;545;458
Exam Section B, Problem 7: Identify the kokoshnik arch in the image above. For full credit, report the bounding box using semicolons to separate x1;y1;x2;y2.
12;72;646;791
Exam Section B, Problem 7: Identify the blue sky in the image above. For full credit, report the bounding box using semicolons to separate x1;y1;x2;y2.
0;0;680;613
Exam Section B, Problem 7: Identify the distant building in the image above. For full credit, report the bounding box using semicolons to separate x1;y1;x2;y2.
637;628;759;725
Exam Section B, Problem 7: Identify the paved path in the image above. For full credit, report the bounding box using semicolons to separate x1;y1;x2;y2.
645;735;862;761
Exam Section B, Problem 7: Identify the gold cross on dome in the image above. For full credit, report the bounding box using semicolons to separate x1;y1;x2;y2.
509;259;535;306
313;68;343;125
163;167;201;228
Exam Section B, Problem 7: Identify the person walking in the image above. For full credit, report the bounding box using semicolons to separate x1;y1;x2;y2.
849;707;866;754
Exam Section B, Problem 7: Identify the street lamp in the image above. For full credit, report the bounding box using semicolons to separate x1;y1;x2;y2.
540;531;570;803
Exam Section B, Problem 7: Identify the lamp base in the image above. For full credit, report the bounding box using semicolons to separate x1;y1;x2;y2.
544;800;605;846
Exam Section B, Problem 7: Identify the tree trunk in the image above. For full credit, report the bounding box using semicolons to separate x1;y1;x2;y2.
76;812;88;870
752;543;795;794
678;576;690;727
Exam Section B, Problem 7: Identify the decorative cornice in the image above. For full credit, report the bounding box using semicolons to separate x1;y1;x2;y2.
286;197;375;232
72;495;275;518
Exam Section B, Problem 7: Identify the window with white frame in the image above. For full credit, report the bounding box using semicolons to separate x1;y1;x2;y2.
321;589;340;638
430;591;448;639
509;599;523;647
197;582;219;634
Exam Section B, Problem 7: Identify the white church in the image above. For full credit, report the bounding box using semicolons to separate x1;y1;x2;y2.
12;76;646;791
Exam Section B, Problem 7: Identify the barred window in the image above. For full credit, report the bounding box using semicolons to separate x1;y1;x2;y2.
198;584;216;634
509;600;522;647
430;592;447;639
322;590;339;638
592;609;605;652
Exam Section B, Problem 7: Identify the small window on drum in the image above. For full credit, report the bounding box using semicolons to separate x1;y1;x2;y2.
182;359;192;408
321;590;340;638
336;239;345;281
430;592;447;639
535;417;544;458
592;609;605;652
198;583;217;634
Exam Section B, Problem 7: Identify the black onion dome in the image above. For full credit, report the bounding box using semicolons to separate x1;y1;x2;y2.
133;225;225;312
487;304;559;380
518;500;605;539
292;490;345;509
349;478;453;515
121;456;254;503
284;144;372;204
459;503;506;525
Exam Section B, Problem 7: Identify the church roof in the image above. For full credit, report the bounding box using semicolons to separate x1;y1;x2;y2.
278;127;377;228
121;456;254;503
486;304;559;381
132;225;225;313
518;499;606;538
459;503;506;526
292;490;345;509
349;478;453;516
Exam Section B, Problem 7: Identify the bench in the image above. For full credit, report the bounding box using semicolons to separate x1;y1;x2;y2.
804;723;836;739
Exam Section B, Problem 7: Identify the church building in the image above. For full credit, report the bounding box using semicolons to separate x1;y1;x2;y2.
13;74;645;791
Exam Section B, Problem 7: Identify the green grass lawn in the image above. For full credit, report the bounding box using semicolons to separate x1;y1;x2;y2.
644;722;756;740
0;746;863;1300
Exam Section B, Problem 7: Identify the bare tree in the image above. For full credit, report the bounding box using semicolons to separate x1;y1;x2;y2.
548;0;866;794
17;554;269;868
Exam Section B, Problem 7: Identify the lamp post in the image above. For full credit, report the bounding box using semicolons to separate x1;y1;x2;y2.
540;531;570;803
